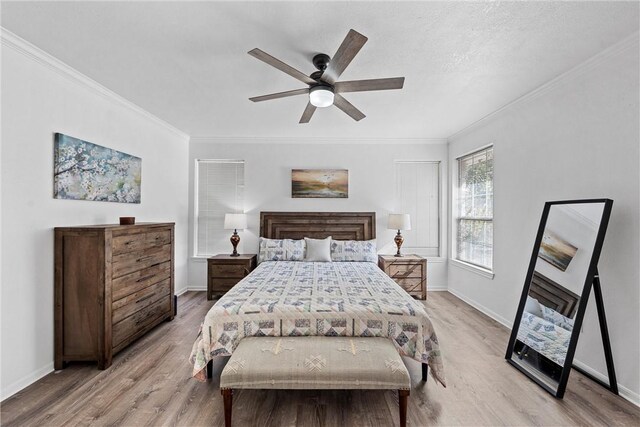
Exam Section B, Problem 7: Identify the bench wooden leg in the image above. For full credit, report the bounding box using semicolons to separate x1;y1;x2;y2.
422;363;428;382
207;359;213;379
399;389;409;427
221;388;233;427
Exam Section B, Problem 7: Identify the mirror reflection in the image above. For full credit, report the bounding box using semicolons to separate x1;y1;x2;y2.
510;202;605;390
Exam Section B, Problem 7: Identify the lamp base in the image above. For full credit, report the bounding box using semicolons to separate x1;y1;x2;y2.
394;230;404;257
230;230;240;257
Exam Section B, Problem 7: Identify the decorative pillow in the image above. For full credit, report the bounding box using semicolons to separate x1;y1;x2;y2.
541;305;574;332
330;239;377;262
258;238;305;263
524;296;543;318
304;237;332;262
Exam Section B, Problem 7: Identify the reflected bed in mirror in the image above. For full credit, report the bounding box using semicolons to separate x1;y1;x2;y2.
505;199;617;399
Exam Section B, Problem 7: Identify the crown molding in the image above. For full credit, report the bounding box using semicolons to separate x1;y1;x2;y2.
189;136;448;145
448;31;640;141
0;27;189;141
560;205;599;230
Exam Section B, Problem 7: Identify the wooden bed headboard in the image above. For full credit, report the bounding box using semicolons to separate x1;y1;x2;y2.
260;212;376;240
529;271;580;318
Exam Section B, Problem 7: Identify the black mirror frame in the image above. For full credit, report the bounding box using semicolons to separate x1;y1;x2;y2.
505;198;614;398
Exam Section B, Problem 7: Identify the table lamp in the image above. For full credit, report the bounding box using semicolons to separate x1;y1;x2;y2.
387;214;411;257
224;213;247;257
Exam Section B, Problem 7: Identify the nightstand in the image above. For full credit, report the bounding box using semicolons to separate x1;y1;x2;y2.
207;254;257;300
378;255;427;300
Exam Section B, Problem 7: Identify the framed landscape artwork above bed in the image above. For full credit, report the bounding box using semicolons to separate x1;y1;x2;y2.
291;169;348;198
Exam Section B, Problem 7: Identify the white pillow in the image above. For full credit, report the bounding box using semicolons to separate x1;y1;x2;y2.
304;237;332;262
524;296;543;318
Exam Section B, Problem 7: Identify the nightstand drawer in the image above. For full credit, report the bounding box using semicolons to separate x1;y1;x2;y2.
210;264;247;278
388;264;423;278
210;278;241;291
394;278;424;293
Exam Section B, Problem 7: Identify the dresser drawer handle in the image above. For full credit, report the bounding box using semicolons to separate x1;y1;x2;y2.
136;274;155;283
135;294;154;304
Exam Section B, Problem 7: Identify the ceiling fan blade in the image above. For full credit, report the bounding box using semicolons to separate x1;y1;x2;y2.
248;48;316;85
250;88;309;102
299;102;317;124
333;94;365;121
321;29;368;84
334;77;405;93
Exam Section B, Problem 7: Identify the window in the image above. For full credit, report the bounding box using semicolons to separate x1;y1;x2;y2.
194;160;244;257
456;146;493;270
395;161;440;257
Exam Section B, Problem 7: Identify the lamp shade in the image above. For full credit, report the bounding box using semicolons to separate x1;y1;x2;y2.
224;213;247;230
388;213;411;230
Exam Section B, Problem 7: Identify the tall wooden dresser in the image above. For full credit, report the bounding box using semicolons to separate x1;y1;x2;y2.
54;223;174;370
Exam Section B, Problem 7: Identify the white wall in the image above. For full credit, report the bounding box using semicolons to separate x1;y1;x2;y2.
447;34;639;402
0;32;190;400
188;140;448;291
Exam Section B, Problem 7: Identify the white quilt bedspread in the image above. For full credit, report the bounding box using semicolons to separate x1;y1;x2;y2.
190;261;445;386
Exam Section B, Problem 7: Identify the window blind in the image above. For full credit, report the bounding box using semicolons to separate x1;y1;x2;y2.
195;160;245;257
395;161;440;257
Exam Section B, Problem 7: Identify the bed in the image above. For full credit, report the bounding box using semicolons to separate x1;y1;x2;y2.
515;272;578;367
189;212;446;387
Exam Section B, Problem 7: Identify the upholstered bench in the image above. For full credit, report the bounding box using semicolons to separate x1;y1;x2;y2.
220;336;411;427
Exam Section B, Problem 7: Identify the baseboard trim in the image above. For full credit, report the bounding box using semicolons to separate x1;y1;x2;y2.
1;362;54;402
447;287;511;328
572;360;640;407
175;287;189;296
446;288;640;407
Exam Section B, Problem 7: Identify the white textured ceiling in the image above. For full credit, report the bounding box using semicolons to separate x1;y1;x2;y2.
2;1;638;139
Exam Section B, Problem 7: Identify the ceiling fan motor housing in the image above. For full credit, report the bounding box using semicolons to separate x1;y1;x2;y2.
312;53;331;71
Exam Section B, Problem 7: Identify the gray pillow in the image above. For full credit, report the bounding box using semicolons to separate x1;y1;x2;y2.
304;237;332;262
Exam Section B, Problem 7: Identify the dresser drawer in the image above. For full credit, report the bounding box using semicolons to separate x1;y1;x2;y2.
112;278;171;324
388;263;424;278
112;244;171;278
209;263;247;278
112;230;171;255
112;297;171;347
112;261;171;300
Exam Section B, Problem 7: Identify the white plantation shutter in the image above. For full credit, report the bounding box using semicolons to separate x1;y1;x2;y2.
195;160;244;256
395;161;440;257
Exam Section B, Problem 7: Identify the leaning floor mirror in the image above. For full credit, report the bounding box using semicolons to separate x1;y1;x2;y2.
505;199;617;398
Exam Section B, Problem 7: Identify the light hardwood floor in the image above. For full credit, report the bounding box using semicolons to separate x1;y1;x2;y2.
1;291;638;426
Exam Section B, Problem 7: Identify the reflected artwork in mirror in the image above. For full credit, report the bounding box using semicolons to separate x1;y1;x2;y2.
505;199;617;399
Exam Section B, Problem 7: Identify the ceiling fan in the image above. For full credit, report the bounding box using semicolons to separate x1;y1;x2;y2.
248;29;405;124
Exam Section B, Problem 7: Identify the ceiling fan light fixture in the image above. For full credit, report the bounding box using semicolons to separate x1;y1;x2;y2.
309;85;334;108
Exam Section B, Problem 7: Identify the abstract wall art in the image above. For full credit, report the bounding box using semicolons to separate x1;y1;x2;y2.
54;133;141;203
